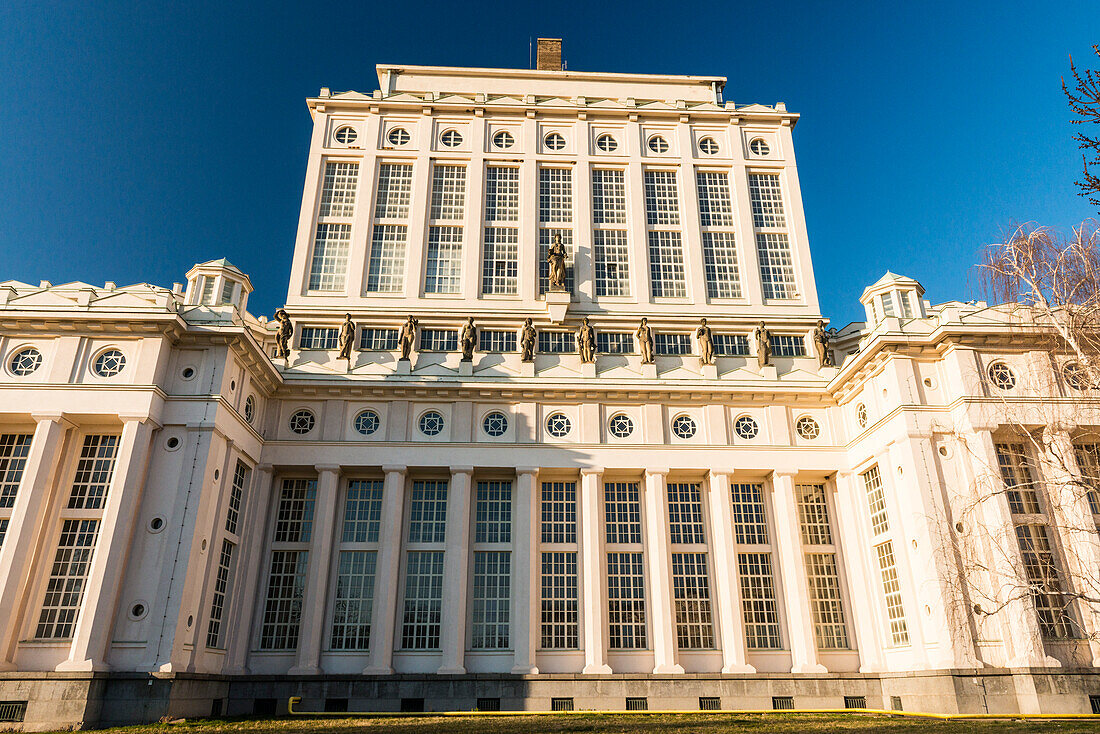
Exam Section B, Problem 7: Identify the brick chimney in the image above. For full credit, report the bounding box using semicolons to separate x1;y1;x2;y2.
536;38;563;71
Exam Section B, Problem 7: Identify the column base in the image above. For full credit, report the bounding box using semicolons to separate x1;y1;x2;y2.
791;662;828;674
511;664;539;675
55;658;109;673
721;663;756;674
1007;654;1061;668
582;663;612;674
0;661;16;672
362;665;394;675
223;665;251;675
437;665;467;675
287;665;323;675
652;663;684;674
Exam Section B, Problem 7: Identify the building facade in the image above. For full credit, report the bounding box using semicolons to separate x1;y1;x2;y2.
0;44;1098;728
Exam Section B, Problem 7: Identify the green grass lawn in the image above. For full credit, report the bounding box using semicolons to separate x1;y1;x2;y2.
76;714;1100;734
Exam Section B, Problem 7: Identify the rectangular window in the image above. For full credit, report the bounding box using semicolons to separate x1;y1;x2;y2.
538;331;577;354
862;466;889;536
478;330;517;353
667;483;705;545
430;165;466;220
424;225;463;294
259;549;308;649
200;276;216;305
418;329;458;352
359;328;399;351
654;333;691;356
401;550;444;649
540;551;578;649
604;482;642;544
68;435;119;510
748;173;786;228
366;224;407;292
226;460;250;536
593;230;631;297
475;481;512;544
770;334;806;357
0;434;33;508
995;443;1042;514
671;552;714;649
471;551;510;649
596;332;634;354
484;166;519;221
1073;444;1100;514
408;480;448;544
647;231;687;298
607;552;647;649
738;552;781;649
713;334;750;356
730;483;769;545
35;519;99;639
318;161;358;218
0;519;9;546
308;223;351;292
220;278;236;304
481;227;519;295
696;170;735;226
643;170;680;225
274;479;316;543
592;169;627;224
1015;524;1076;639
541;481;577;544
330;550;376;650
206;539;236;648
797;484;833;545
342;480;383;543
881;291;896;317
875;541;910;646
298;327;339;350
538;168;572;223
538;229;575;294
702;232;742;299
374;163;413;219
757;233;797;300
806;552;848;649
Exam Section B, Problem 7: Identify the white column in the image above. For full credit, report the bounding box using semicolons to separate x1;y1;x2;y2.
224;463;274;674
438;466;472;674
770;471;826;674
579;468;611;674
58;416;156;672
511;467;539;674
832;471;885;673
0;414;72;668
643;468;683;674
364;465;406;674
289;464;340;674
706;471;754;673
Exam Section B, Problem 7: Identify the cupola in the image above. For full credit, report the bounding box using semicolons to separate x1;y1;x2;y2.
184;259;253;311
859;271;925;324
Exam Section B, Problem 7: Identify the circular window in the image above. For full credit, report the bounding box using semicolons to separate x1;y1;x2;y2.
354;410;380;436
165;436;181;451
1063;362;1091;390
734;415;759;440
698;137;719;155
923;377;936;389
387;127;410;146
856;403;868;428
213;469;219;480
482;411;508;437
939;445;951;458
608;413;634;438
230;379;236;391
671;414;697;439
544;132;566;151
493;130;515;149
289;409;316;435
334;126;357;144
595;134;618;153
988;362;1016;390
419;410;445;436
440;129;463;147
647;135;669;153
749;138;770;156
186;615;194;629
796;416;821;440
9;347;42;376
129;602;147;621
148;516;165;533
180;366;195;380
93;348;126;377
546;413;572;438
244;395;255;424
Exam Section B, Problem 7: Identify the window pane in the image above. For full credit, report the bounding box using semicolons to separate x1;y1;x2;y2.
260;549;308;649
319;161;358;218
342;480;383;543
308;223;351;291
401;550;444;649
671;552;714;649
604;482;642;544
482;227;519;295
430;165;466;220
367;225;407;292
475;481;512;544
375;163;413;219
67;435;119;511
471;551;511;649
748;173;786;228
36;519;100;639
541;482;577;543
540;551;578;649
607;552;647;649
408;481;448;544
330;550;377;650
424;225;463;294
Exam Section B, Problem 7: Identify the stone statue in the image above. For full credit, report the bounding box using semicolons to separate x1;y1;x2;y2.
696;318;714;366
398;316;418;361
754;321;771;369
274;308;293;360
519;318;537;362
813;319;832;368
337;313;356;360
460;317;477;362
547;235;567;292
577;316;596;364
636;318;654;365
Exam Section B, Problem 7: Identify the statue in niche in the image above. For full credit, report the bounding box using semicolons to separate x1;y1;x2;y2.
460;317;477;362
636;318;655;365
813;319;833;368
577;316;596;364
273;308;293;360
398;316;418;361
337;313;356;360
696;318;715;366
547;234;568;292
754;321;772;368
519;318;537;362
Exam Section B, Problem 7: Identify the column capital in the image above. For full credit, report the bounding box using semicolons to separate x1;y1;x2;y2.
120;413;161;429
645;467;670;477
579;467;604;477
771;469;798;481
314;463;341;474
382;464;407;474
708;469;734;481
449;465;474;476
516;466;540;477
31;412;75;428
255;463;274;473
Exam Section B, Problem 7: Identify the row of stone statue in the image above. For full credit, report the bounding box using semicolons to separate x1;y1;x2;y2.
272;309;833;368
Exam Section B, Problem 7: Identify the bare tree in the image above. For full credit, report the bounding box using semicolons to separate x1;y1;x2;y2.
1065;45;1100;210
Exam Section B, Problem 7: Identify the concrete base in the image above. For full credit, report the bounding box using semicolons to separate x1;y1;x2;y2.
580;363;596;378
458;361;473;376
520;361;535;377
394;360;411;375
641;363;658;379
701;364;718;380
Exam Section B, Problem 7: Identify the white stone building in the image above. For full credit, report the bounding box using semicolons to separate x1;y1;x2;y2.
0;40;1098;728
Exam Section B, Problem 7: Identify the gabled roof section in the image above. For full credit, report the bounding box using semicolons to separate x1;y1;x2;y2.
860;271;925;301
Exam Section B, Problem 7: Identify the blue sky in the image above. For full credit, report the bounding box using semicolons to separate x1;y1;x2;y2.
1;0;1097;326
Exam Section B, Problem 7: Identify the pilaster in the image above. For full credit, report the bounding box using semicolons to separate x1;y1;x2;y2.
706;471;754;673
289;464;341;674
438;466;473;674
643;468;683;674
511;467;539;674
579;468;611;674
364;465;407;674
